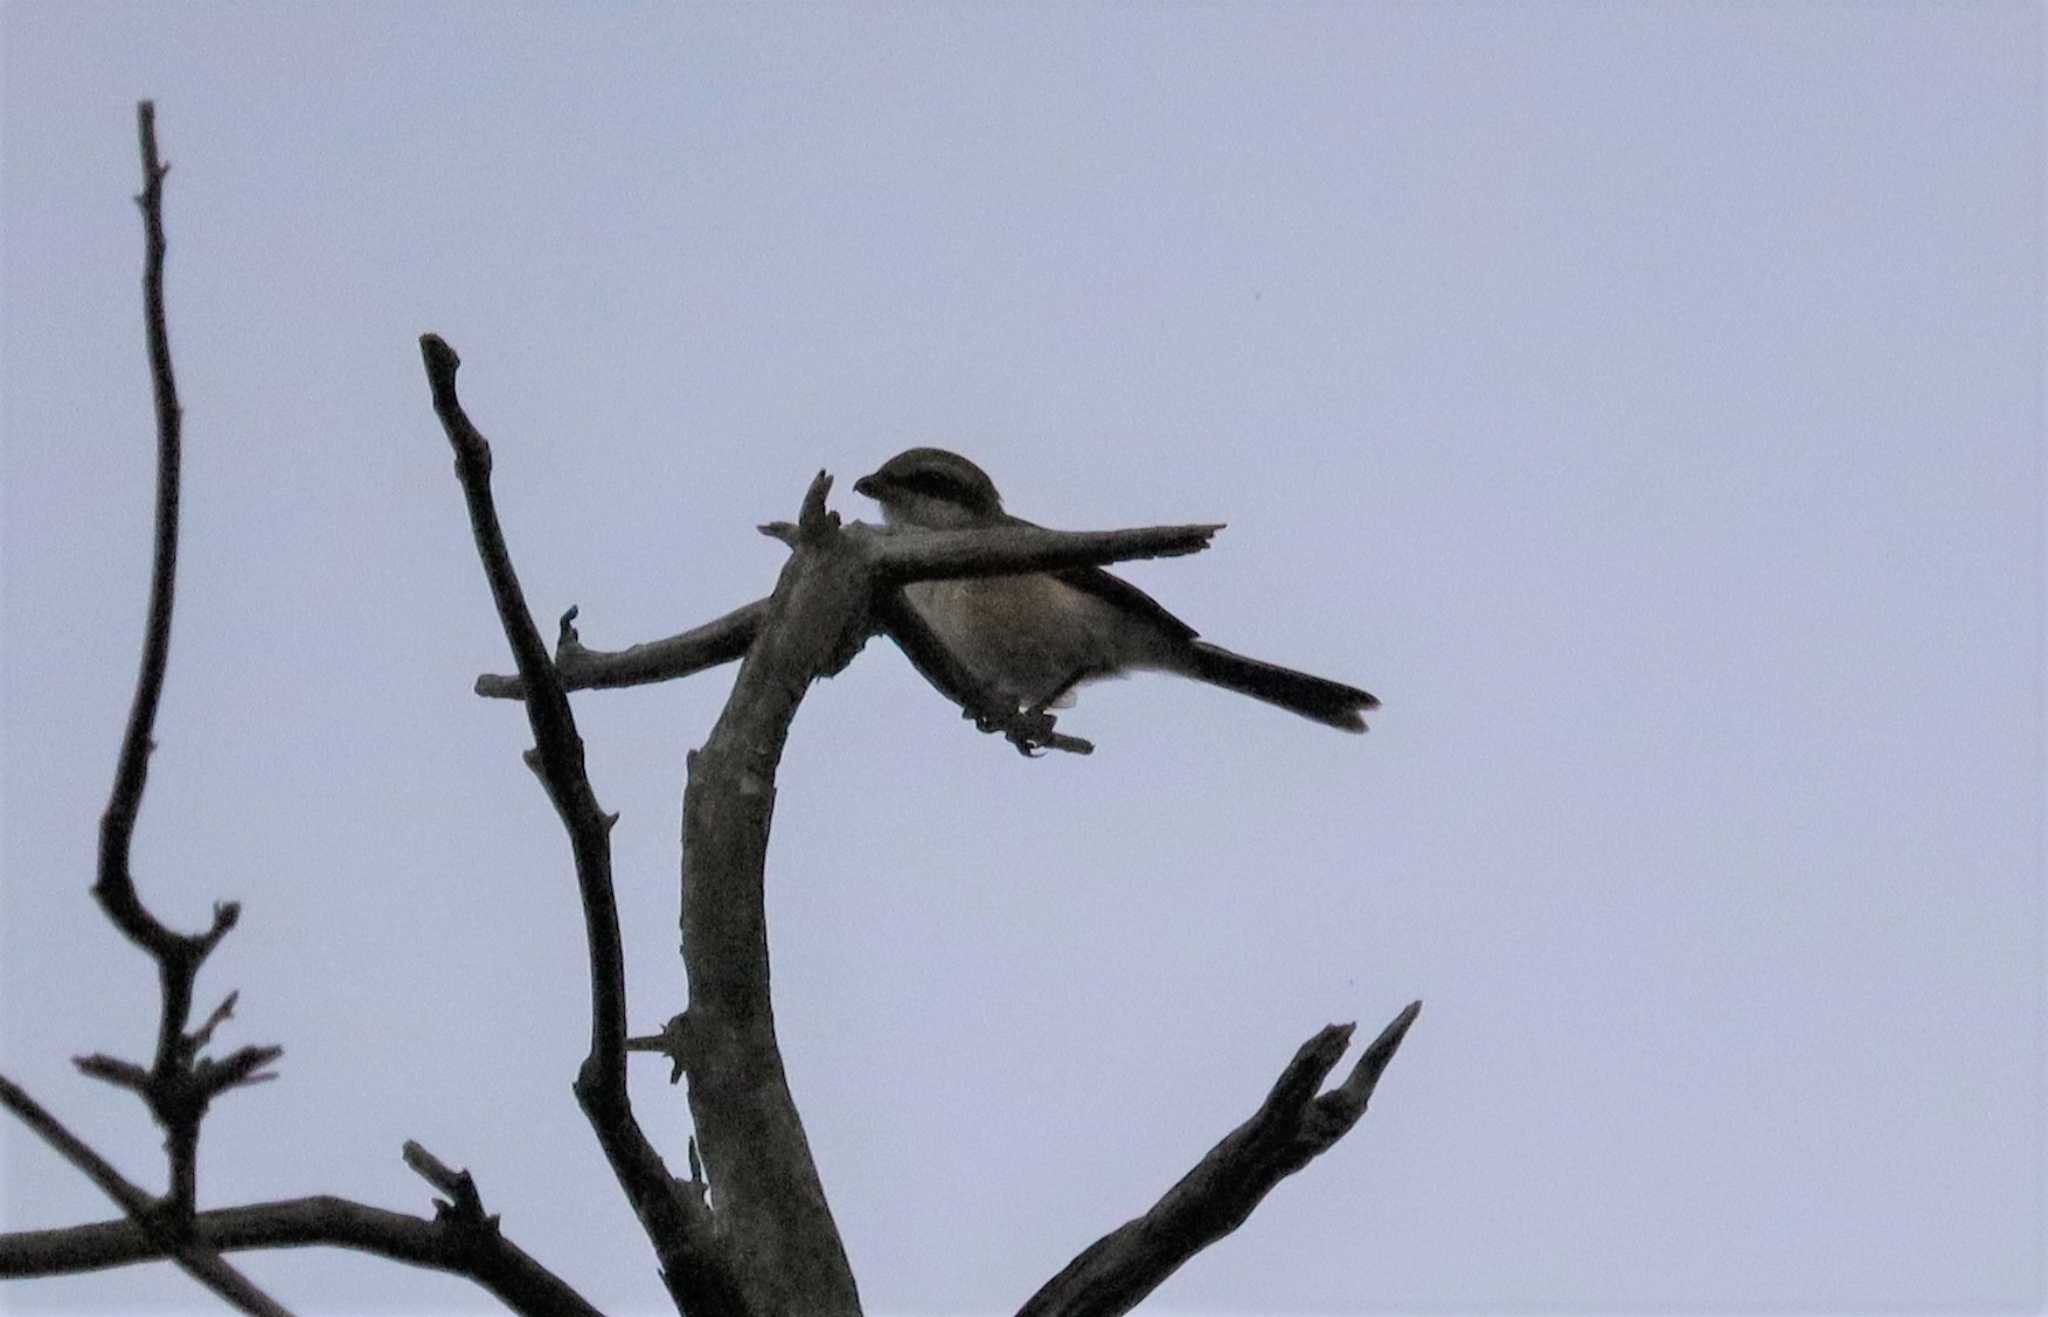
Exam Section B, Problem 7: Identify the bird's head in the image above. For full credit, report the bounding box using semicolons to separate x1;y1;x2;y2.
853;448;1005;529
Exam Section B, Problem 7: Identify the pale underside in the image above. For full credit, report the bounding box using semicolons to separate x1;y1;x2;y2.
898;574;1187;712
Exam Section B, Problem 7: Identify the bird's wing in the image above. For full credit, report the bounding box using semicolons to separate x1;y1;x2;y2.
1054;565;1198;642
998;512;1199;643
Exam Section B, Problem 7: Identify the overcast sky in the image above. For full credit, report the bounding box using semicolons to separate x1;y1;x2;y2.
2;4;2041;1315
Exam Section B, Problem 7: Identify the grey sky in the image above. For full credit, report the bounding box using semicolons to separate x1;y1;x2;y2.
2;3;2041;1314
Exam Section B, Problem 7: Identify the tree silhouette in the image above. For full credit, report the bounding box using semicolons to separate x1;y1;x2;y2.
1;103;1418;1317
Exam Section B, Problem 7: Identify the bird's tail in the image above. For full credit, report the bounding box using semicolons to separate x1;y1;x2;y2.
1184;641;1378;732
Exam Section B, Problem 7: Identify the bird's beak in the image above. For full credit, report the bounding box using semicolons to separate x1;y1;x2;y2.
852;474;879;499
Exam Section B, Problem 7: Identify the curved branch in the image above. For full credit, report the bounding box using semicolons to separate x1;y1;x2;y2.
92;102;279;1220
0;1194;598;1317
420;336;742;1314
95;98;186;965
676;471;866;1312
1018;1002;1422;1317
48;100;284;1317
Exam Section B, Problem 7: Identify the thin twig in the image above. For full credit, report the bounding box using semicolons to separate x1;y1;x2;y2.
94;103;218;1116
72;96;281;1272
625;1012;694;1084
12;100;291;1316
94;99;186;967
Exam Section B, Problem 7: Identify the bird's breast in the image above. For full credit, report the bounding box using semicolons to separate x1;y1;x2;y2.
900;574;1169;710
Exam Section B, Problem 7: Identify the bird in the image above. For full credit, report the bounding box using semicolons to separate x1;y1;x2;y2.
851;447;1378;733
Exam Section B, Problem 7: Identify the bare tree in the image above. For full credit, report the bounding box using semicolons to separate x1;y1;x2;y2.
2;104;1419;1317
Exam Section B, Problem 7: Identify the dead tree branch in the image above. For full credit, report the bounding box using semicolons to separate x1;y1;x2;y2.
674;471;869;1313
1016;1002;1423;1317
82;99;286;1225
3;107;598;1317
654;478;1228;1306
473;517;1218;756
0;1196;596;1316
0;1077;596;1317
421;335;745;1314
0;100;294;1317
431;341;1414;1313
473;598;769;700
861;520;1222;582
0;1073;288;1315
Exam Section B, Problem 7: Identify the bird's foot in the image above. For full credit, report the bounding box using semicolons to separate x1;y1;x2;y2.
1003;704;1094;757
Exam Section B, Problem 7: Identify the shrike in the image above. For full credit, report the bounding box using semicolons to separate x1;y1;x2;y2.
852;448;1378;732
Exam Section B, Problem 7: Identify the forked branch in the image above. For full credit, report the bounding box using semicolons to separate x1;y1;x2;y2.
1018;1002;1422;1317
3;104;596;1317
433;351;1419;1312
80;100;285;1222
0;1073;286;1315
0;1075;595;1316
0;100;291;1317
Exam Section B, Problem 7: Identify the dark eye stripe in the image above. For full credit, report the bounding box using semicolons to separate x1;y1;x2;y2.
899;471;968;501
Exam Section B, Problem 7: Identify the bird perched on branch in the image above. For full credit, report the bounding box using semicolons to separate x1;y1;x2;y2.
852;448;1377;733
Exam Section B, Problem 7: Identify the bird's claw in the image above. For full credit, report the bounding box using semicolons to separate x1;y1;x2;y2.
959;700;1093;756
1006;706;1092;756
